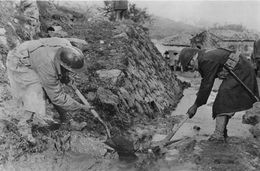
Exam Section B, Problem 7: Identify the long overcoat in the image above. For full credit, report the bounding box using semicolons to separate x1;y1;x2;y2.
195;48;259;118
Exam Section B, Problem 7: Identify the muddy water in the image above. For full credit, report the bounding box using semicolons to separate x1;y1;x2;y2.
169;73;253;142
63;72;253;171
1;72;255;171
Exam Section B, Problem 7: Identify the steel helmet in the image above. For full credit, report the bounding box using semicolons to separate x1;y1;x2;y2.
179;47;200;69
55;46;85;73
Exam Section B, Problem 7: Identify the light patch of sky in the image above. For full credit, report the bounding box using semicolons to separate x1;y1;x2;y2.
55;0;260;31
130;0;260;31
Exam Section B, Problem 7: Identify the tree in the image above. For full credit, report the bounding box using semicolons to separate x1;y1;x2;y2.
102;1;152;24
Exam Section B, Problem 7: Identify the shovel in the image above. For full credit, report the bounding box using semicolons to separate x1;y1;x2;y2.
71;84;111;138
70;84;137;158
150;114;189;151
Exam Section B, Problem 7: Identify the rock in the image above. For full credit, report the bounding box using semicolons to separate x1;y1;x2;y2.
87;92;96;101
19;0;40;39
0;28;6;35
243;102;260;125
69;120;87;131
249;123;260;139
151;134;166;142
193;125;201;131
48;30;68;38
52;26;62;32
97;87;119;105
113;32;128;39
96;69;123;84
70;131;107;157
0;36;8;48
66;37;88;50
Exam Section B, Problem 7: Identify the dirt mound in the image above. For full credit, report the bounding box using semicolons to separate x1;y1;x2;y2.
34;1;184;133
0;0;185;165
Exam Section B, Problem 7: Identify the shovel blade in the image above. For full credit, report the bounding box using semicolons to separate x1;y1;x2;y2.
104;135;137;159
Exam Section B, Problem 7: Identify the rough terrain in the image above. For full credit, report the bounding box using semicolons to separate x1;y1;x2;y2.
0;0;184;168
0;1;260;171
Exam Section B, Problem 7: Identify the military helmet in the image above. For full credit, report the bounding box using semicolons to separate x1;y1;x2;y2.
55;46;85;73
179;47;199;69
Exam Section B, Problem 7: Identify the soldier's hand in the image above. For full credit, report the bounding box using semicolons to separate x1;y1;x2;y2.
81;104;94;112
187;104;198;118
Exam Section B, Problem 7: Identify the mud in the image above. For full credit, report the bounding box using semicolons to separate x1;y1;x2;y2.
1;71;260;171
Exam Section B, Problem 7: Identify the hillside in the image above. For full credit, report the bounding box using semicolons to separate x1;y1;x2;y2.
147;16;201;40
0;0;185;167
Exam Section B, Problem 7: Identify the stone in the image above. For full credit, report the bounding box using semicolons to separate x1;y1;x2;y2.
112;32;128;39
97;87;119;105
66;37;88;46
70;131;107;157
96;69;123;84
66;37;89;50
52;26;62;32
87;92;96;101
49;30;68;38
0;36;8;48
0;28;6;35
249;123;260;139
243;102;260;125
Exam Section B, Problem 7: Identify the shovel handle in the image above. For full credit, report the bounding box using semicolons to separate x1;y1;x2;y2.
151;115;189;148
70;84;111;138
73;88;99;118
164;114;189;142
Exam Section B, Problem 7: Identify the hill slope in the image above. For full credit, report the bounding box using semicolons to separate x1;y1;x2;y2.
148;16;201;40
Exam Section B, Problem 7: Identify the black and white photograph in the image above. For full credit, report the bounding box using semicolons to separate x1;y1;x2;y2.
0;0;260;170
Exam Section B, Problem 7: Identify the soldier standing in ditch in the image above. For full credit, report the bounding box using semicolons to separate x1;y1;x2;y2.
7;37;92;143
112;0;128;21
179;47;259;142
251;39;260;75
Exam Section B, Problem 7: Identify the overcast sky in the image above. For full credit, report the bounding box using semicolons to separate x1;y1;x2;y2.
130;0;260;31
57;0;260;31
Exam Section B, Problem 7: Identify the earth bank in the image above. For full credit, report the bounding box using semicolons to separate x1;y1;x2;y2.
0;1;260;171
0;0;185;167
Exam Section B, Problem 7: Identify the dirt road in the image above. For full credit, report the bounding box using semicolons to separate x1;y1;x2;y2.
1;72;259;171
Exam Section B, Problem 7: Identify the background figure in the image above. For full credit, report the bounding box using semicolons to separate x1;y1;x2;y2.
164;50;180;71
251;39;260;75
113;0;128;21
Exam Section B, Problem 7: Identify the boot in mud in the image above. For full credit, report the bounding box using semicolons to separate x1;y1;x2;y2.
18;121;36;144
224;117;230;139
208;116;228;143
18;111;36;144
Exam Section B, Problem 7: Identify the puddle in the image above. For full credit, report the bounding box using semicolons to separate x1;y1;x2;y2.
0;73;256;171
168;75;253;142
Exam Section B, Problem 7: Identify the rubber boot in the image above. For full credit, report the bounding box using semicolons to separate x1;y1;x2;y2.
208;116;228;142
18;114;36;144
224;117;230;138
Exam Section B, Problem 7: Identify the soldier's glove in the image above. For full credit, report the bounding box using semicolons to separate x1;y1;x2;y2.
81;104;95;112
187;103;198;119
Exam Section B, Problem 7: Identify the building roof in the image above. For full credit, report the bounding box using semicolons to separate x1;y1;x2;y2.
162;33;192;47
193;29;258;42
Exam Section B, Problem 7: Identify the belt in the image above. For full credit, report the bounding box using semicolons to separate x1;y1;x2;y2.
217;51;240;79
224;51;240;70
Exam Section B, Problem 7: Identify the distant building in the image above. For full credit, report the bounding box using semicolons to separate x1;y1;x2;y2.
162;33;192;48
190;30;258;57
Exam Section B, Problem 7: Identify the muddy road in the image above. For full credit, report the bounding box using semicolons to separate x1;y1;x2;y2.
1;72;260;171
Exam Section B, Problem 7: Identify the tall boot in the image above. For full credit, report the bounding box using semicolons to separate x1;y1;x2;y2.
18;111;36;143
208;116;228;142
224;117;230;138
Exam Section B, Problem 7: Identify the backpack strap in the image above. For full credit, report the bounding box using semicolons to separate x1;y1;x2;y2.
224;50;240;71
